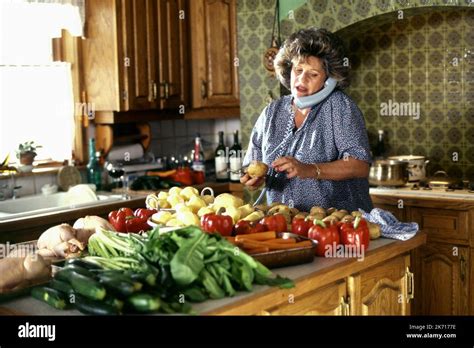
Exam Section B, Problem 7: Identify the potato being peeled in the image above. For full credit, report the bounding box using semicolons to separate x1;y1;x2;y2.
247;161;268;178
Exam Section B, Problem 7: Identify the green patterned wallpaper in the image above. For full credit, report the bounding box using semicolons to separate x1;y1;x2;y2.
237;0;474;180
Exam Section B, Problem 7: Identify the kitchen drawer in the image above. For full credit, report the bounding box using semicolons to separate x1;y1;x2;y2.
409;207;469;242
262;280;347;315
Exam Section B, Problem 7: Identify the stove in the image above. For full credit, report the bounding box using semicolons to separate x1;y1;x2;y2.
370;182;474;200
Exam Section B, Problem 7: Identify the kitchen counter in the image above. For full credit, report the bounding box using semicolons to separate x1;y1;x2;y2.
0;181;232;244
370;186;474;202
0;233;426;315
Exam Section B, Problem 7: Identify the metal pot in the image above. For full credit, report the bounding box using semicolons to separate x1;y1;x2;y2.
388;155;429;182
427;170;455;190
369;160;409;187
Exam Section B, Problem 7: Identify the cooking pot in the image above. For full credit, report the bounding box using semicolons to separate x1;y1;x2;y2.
388;155;429;182
369;160;409;187
427;170;456;190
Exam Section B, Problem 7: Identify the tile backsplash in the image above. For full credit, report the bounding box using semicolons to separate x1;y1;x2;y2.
341;9;474;179
149;118;241;160
236;0;474;180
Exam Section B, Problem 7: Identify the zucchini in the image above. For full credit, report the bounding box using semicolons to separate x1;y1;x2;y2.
99;278;137;297
74;295;119;315
127;271;156;287
31;286;67;310
62;264;95;278
104;296;124;312
56;269;106;300
65;258;101;270
97;272;142;290
49;279;73;295
127;293;161;313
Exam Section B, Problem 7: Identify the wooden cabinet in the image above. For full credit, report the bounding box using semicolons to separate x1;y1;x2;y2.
84;0;188;114
370;192;474;315
189;0;239;108
414;243;469;315
264;280;348;315
349;255;411;315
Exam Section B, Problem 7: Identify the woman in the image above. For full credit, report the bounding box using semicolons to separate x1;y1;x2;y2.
241;27;373;213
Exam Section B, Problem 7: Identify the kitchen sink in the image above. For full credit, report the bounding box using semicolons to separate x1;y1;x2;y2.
0;191;123;220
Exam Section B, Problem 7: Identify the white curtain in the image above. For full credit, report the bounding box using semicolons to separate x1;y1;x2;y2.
0;0;82;162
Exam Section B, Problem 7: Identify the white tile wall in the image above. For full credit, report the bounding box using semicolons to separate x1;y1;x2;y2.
147;118;241;158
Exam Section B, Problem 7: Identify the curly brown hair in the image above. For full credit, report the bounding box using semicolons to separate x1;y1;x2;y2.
274;27;349;89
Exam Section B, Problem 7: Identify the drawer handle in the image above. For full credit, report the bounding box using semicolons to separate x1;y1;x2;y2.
201;80;207;98
406;267;414;301
341;296;350;316
257;310;272;316
460;256;466;283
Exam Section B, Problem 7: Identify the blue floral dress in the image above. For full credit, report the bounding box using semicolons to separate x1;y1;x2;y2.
243;89;373;213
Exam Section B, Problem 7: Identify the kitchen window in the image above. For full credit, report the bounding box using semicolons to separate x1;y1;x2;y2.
0;0;84;164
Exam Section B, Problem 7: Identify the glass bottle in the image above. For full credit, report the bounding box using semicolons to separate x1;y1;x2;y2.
191;133;205;183
215;131;228;182
229;130;242;183
86;139;102;190
375;129;386;159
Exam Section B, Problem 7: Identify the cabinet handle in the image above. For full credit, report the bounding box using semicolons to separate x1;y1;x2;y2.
256;310;272;316
460;255;466;283
201;80;207;98
341;296;350;316
164;82;170;99
406;267;414;301
153;82;158;100
149;81;157;101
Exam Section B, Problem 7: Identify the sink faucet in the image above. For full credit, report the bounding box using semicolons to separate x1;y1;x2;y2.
12;185;22;200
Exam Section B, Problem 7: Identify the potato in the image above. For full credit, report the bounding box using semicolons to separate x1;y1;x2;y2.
340;215;354;223
367;221;381;240
331;211;347;220
326;207;337;215
322;215;339;224
254;204;269;213
289;207;300;218
310;206;326;216
247;160;268;178
268;204;290;216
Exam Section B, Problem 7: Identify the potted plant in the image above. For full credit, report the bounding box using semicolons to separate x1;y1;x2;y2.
16;141;42;166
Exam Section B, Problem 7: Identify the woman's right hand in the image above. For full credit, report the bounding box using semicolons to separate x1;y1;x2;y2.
240;173;266;191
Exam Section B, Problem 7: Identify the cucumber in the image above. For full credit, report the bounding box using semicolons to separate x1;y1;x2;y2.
31;286;67;310
74;295;119;315
65;258;101;270
127;293;161;313
56;269;106;300
127;271;156;286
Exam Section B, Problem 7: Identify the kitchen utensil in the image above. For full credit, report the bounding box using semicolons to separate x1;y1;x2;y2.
251;232;317;269
427;170;456;190
369;160;409;187
388;155;429;182
57;165;82;191
262;0;280;73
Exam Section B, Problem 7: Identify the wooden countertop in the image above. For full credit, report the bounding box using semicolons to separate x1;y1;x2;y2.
0;233;426;316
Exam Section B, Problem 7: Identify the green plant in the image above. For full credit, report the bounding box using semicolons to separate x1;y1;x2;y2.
16;141;42;159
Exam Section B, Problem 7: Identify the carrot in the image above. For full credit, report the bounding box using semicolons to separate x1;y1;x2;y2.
245;246;270;254
234;231;276;242
224;236;236;243
271;238;296;244
241;239;312;251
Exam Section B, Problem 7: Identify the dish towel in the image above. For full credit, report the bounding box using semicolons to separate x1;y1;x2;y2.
359;208;419;241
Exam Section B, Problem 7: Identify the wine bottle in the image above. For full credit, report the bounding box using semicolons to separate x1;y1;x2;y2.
86;139;102;190
191;133;205;183
229;130;242;183
375;129;386;159
215;131;228;182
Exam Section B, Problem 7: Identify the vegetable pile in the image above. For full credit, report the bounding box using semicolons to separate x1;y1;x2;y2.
31;226;293;315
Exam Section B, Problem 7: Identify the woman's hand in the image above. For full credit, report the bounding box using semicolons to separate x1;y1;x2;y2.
240;173;266;191
272;156;315;179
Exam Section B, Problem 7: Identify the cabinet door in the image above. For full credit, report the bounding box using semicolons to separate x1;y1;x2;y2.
190;0;239;108
156;0;189;109
350;254;411;315
263;280;347;315
122;0;156;110
414;243;469;315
